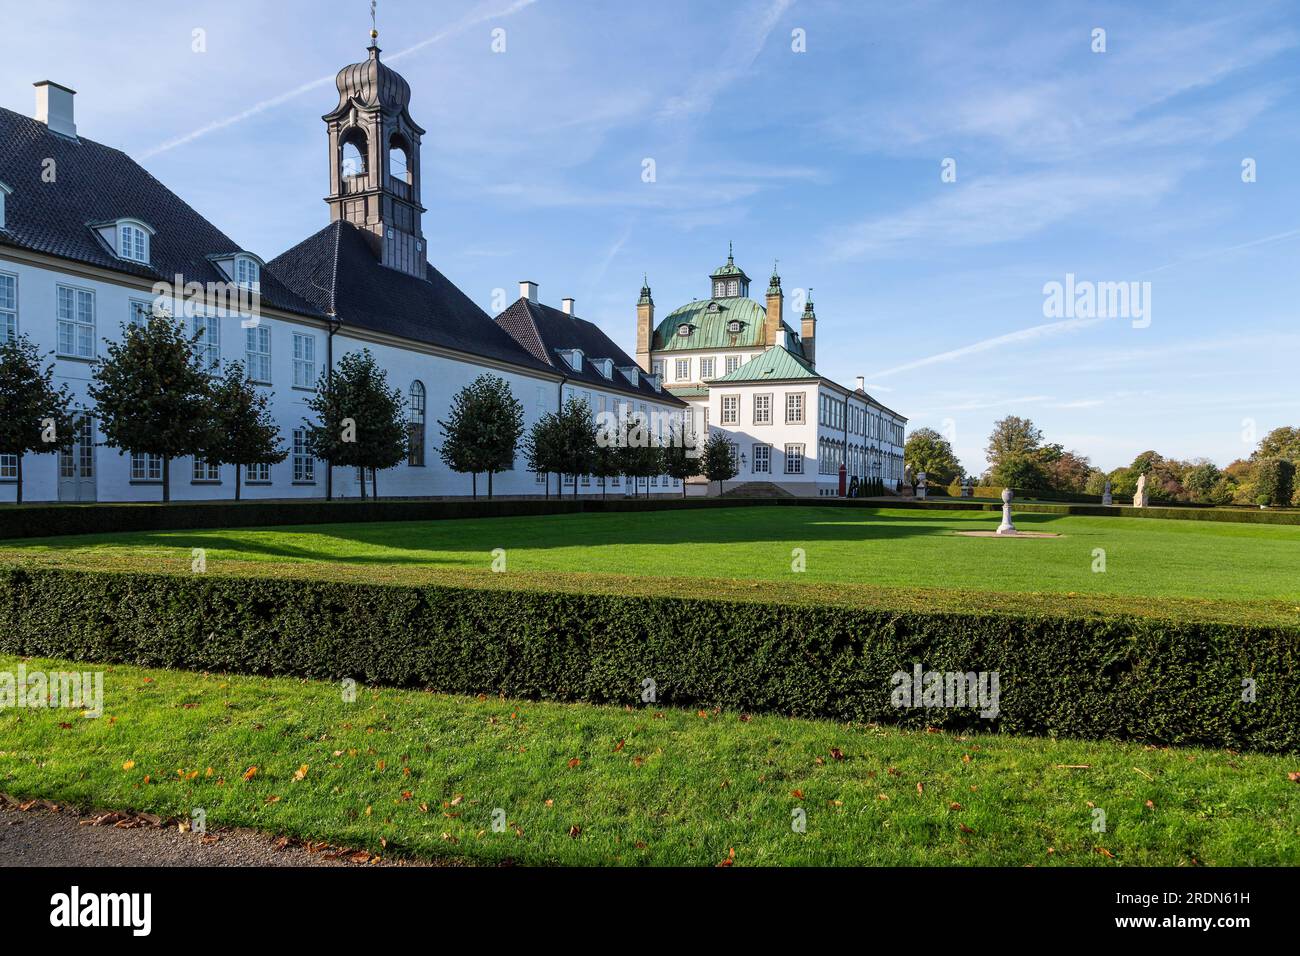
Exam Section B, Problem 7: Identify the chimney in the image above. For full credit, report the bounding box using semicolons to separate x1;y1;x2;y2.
34;81;77;139
519;280;538;303
561;297;575;315
856;376;865;392
775;326;788;349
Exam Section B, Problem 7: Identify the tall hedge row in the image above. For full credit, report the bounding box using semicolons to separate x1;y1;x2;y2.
1;567;1295;752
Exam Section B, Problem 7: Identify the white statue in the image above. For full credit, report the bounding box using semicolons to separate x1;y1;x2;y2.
1102;479;1112;506
1134;473;1148;508
917;471;928;500
996;487;1017;535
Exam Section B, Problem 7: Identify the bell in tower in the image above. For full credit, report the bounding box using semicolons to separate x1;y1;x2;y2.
323;32;427;277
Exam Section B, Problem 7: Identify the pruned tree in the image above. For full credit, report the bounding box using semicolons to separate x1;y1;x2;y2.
201;360;286;500
701;430;737;496
437;374;524;499
304;348;406;499
524;411;566;498
556;395;597;498
903;427;962;487
0;334;76;504
88;315;211;502
662;418;700;497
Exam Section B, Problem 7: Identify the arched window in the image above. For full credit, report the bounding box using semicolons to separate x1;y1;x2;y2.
407;380;426;467
340;128;368;179
389;134;411;184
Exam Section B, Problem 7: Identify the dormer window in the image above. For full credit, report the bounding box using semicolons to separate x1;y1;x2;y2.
235;256;260;290
558;348;583;371
593;358;614;379
677;323;692;337
118;221;150;263
707;302;721;313
726;319;743;334
0;181;11;230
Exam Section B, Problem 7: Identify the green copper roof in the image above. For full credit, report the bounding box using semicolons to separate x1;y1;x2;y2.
653;297;805;355
711;344;819;383
710;244;749;280
667;385;710;398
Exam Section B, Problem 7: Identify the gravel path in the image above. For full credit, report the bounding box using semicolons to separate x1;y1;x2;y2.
0;802;449;867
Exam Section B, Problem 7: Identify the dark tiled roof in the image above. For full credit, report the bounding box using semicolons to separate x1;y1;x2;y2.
0;106;320;318
267;220;557;373
495;297;685;406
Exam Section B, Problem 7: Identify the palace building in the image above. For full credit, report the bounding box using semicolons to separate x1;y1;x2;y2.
0;36;905;504
637;250;907;496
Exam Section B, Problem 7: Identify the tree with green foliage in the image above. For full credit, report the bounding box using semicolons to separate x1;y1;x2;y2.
437;374;524;499
903;427;963;487
701;430;737;496
201;361;286;500
0;334;76;504
1252;426;1300;462
304;348;406;500
524;411;566;498
984;416;1046;489
1253;458;1295;507
88;316;211;502
1183;461;1221;503
556;395;597;498
662;419;700;497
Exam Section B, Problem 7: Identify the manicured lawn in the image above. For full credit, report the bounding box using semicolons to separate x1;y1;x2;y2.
3;506;1299;604
3;655;1298;866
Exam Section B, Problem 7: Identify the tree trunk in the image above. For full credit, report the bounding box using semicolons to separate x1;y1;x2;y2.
235;463;242;501
682;480;687;498
15;455;23;505
371;468;378;501
572;475;578;499
488;470;494;500
162;457;171;502
601;475;606;500
472;472;477;499
359;468;366;499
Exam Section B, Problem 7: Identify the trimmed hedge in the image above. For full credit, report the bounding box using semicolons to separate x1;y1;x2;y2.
3;493;1300;541
0;567;1295;752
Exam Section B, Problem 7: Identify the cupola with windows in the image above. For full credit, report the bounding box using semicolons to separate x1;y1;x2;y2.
708;242;750;299
322;30;427;277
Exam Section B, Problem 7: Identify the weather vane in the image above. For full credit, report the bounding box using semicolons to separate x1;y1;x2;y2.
370;0;378;42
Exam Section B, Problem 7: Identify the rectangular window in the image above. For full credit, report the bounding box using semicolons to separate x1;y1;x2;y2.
0;454;16;479
192;458;220;482
194;314;221;372
247;462;271;483
0;272;15;342
675;358;690;381
246;325;272;383
700;357;715;379
128;299;155;328
292;428;314;482
785;444;804;475
785;391;804;423
292;332;316;388
119;223;148;262
652;359;665;378
753;444;770;474
725;354;741;374
753;393;772;425
130;452;163;481
720;394;739;425
57;285;95;358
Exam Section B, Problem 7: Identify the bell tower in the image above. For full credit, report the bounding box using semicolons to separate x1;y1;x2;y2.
323;31;427;277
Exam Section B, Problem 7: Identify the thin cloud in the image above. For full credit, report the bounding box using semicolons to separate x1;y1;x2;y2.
140;0;539;159
866;316;1109;380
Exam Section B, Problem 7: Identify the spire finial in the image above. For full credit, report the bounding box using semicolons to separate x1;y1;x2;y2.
728;240;734;263
772;257;779;276
369;0;379;45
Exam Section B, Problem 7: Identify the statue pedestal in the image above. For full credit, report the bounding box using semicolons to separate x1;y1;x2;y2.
996;488;1017;535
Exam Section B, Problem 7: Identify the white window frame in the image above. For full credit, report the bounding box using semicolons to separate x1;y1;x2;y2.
725;354;741;374
699;357;715;380
785;391;805;424
0;181;10;230
674;358;690;381
130;452;163;481
56;284;95;359
720;394;739;425
193;314;221;372
192;458;220;482
292;428;315;483
785;443;804;475
246;461;271;483
753;392;772;425
0;453;17;479
292;331;316;389
246;325;272;384
652;359;665;378
0;270;16;343
753;443;770;474
235;256;261;290
118;222;149;263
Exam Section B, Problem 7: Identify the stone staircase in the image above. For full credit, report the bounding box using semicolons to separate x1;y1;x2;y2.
722;481;796;498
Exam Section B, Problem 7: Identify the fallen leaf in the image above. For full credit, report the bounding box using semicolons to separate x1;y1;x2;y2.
243;766;258;781
958;823;975;834
569;825;581;838
122;760;135;771
949;802;962;811
916;782;924;794
568;758;581;768
829;748;845;761
265;795;281;804
293;764;309;782
791;789;804;799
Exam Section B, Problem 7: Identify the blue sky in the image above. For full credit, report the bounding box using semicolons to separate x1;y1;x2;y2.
4;0;1299;472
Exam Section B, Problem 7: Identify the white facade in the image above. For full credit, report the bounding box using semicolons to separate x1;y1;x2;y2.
0;251;685;503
